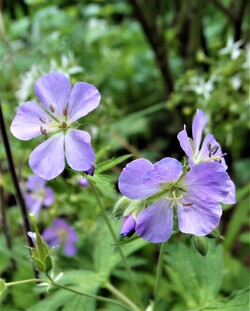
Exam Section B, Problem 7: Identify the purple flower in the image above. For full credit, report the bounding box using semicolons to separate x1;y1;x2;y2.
78;177;89;187
177;109;227;169
121;215;136;237
118;157;235;243
25;174;54;215
42;218;78;256
11;72;101;180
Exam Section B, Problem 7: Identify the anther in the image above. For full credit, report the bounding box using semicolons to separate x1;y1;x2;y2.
40;125;44;135
63;107;68;116
207;143;212;158
211;145;219;155
62;121;67;128
40;126;48;137
183;203;193;206
50;104;55;113
39;117;46;123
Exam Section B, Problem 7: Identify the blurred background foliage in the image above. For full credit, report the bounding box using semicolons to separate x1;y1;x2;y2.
0;0;249;310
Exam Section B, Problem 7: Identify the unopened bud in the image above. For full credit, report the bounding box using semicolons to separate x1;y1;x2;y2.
120;215;136;237
84;165;95;176
192;236;208;256
0;279;7;303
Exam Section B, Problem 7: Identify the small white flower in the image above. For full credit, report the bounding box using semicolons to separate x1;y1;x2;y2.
231;75;241;90
219;36;244;60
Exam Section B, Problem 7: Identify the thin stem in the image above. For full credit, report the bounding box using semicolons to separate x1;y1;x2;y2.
105;282;141;311
6;279;50;287
153;242;167;309
89;181;142;308
0;103;38;278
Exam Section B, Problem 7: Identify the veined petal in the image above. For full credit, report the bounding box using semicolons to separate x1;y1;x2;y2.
221;180;236;204
185;162;232;202
177;196;222;235
192;109;207;157
10;101;52;140
136;199;173;243
177;125;194;166
29;133;65;180
198;134;227;169
26;174;46;191
144;157;183;185
68;82;101;123
118;159;159;199
65;129;95;171
34;72;71;118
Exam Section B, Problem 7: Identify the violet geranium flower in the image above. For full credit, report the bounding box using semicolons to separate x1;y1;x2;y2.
177;109;227;169
25;174;54;215
42;218;78;256
11;72;101;180
118;157;235;243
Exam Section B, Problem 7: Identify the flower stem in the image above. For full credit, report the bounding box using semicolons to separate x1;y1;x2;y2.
105;282;141;311
153;242;167;309
89;181;142;308
6;279;50;287
0;103;37;278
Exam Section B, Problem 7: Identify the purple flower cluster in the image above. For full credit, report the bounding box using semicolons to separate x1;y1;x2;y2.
42;218;78;257
11;72;101;180
118;110;235;243
25;174;54;215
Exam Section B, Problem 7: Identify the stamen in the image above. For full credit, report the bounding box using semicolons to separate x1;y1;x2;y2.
62;122;67;128
207;143;211;150
183;203;193;206
40;125;48;137
211;145;219;155
50;104;55;113
40;125;44;135
39;117;46;123
63;107;68;116
207;143;212;158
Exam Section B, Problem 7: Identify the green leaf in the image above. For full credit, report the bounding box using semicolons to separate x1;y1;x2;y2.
165;241;223;309
90;174;116;199
96;154;132;173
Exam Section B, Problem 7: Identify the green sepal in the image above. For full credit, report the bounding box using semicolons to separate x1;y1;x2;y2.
192;235;208;257
31;248;39;260
31;257;45;272
44;255;53;273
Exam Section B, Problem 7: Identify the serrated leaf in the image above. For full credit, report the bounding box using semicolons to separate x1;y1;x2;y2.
90;174;116;199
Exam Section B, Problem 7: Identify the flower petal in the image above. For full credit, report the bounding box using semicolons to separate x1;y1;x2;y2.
25;193;43;216
121;215;136;237
68;82;101;123
44;187;55;206
192;109;207;156
65;129;95;171
185;162;232;202
118;159;160;199
177;125;194;166
177;196;222;235
34;72;71;118
10;101;52;140
144;157;183;185
198;134;227;169
136;199;173;243
63;242;77;256
26;174;46;191
29;133;65;180
221;180;236;204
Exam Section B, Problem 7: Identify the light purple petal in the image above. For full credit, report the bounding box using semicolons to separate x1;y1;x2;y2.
43;228;60;246
29;133;65;180
10;101;52;140
121;215;136;237
118;159;160;199
63;242;77;256
26;174;46;191
221;180;236;204
27;232;37;245
185;162;232;202
136;199;173;243
143;157;183;185
34;72;71;118
198;134;227;169
177;196;222;235
65;129;95;171
192;109;207;156
177;125;194;166
25;193;43;215
43;187;55;206
67;82;101;123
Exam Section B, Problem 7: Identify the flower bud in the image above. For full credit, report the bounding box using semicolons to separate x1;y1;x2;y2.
120;215;136;237
84;165;95;176
78;177;89;187
192;236;208;257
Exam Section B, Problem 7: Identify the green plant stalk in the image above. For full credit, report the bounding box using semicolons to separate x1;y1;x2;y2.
153;242;167;309
89;181;142;308
6;279;49;287
105;282;141;311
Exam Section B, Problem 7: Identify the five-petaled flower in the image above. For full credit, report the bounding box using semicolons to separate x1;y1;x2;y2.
42;218;78;257
11;72;101;180
24;174;54;215
118;157;235;243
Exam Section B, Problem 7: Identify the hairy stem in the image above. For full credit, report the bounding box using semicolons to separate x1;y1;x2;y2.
89;182;142;308
153;242;167;309
0;103;38;278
